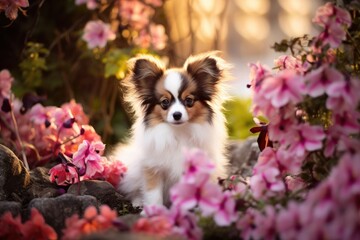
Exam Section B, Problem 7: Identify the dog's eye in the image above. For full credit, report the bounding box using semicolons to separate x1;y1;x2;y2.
160;98;170;110
184;97;194;108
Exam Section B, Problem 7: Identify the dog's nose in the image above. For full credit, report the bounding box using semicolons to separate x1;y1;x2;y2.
173;112;182;121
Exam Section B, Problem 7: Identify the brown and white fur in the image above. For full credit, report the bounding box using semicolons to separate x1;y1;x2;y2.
110;52;230;207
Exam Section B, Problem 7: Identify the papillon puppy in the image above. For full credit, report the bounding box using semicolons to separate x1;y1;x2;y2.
110;52;230;207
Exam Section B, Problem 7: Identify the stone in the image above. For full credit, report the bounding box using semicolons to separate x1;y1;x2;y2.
0;144;31;201
26;167;60;200
0;201;21;217
67;180;137;214
27;193;98;236
227;137;260;178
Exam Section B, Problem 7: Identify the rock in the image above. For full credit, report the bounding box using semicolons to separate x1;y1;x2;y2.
0;144;31;201
27;193;98;236
0;201;21;217
227;137;260;178
26;167;60;200
68;180;137;214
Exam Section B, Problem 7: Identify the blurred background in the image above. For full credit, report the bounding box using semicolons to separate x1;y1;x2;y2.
0;0;323;145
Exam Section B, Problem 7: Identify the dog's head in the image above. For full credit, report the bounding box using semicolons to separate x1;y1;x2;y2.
123;52;229;127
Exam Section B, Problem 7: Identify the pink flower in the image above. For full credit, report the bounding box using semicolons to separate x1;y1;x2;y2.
0;0;29;20
250;166;285;199
313;2;351;28
119;0;154;30
170;177;222;216
213;191;238;226
75;0;98;10
305;65;345;97
261;70;305;108
332;111;360;135
22;208;58;240
248;62;272;92
49;163;79;186
326;77;360;113
183;148;215;183
277;202;302;240
149;24;167;50
0;69;13;99
72;140;105;178
170;208;203;240
93;158;127;188
274;55;308;74
287;123;326;157
285;175;306;193
312;3;351;48
82;20;116;49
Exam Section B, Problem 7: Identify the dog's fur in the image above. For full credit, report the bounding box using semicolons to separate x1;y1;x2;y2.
110;52;230;207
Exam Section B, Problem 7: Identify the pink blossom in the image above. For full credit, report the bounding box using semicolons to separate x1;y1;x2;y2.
93;158;127;188
248;62;272;92
274;55;308;74
170;208;203;240
213;191;238;226
305;65;345;97
82;20;116;49
317;21;347;48
276;202;302;240
332;111;360;135
261;70;305;108
287;123;325;157
170;177;222;216
0;69;13;99
252;206;277;240
149;24;167;50
72;140;105;177
75;0;98;10
0;0;29;20
326;77;360;113
183;148;215;183
250;166;285;199
119;0;154;30
285;175;306;193
61;99;90;125
49;163;79;186
313;2;352;28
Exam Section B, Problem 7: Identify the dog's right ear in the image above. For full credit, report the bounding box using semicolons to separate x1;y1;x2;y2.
126;55;165;90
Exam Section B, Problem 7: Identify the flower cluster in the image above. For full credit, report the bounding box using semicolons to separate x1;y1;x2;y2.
62;205;118;239
78;0;168;51
0;70;101;168
0;0;29;20
0;208;57;239
48;139;127;187
312;2;352;48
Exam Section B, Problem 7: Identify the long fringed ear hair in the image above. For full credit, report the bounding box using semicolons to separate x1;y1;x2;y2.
183;51;231;107
122;55;165;117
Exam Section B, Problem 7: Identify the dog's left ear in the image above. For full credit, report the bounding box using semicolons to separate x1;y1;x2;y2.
184;52;228;98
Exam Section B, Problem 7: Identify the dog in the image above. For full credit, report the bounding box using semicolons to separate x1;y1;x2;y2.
110;52;230;207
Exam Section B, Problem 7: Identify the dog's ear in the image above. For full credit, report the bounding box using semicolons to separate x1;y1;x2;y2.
127;55;165;90
184;52;228;99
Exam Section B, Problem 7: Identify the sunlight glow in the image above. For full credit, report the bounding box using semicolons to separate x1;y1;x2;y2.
234;15;269;41
279;13;311;37
278;0;311;15
235;0;270;15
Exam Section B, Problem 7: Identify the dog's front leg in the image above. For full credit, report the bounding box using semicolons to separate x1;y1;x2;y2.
143;167;163;206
